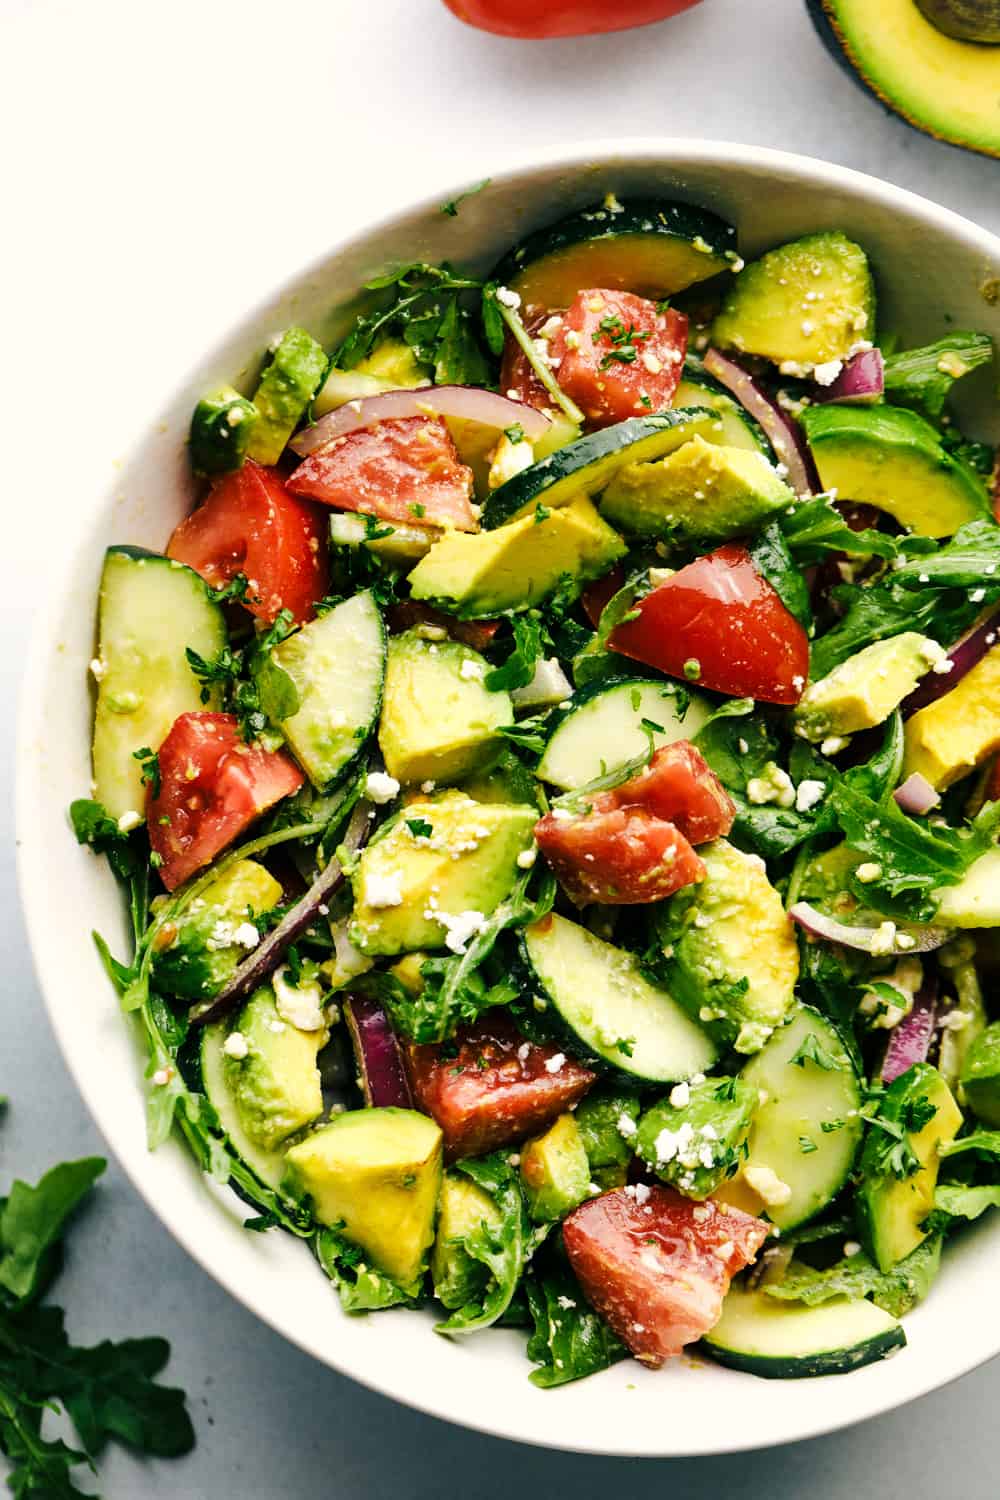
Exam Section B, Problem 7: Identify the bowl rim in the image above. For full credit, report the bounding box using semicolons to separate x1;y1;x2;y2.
16;136;1000;1456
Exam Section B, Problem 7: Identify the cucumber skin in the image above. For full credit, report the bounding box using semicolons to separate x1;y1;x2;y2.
701;1324;906;1379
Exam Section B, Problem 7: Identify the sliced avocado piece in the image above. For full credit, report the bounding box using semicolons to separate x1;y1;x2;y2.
936;848;1000;927
801;404;988;538
599;435;796;543
378;630;512;785
408;494;626;618
350;790;536;956
711;231;874;371
652;838;799;1054
355;338;429;386
857;1063;962;1271
430;1171;503;1309
152;859;282;1002
520;1113;591;1223
224;985;328;1153
960;1020;1000;1127
635;1076;757;1199
188;386;258;475
810;0;1000;160
574;1087;641;1191
246;326;328;466
283;1107;443;1288
903;642;1000;789
794;633;943;743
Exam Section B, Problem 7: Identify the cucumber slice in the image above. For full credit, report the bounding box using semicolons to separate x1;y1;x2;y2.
702;1285;905;1379
718;1007;863;1233
536;677;711;791
482;409;717;529
199;1025;288;1189
329;512;437;564
92;547;227;820
493;198;738;311
271;591;386;789
674;359;771;456
521;913;717;1084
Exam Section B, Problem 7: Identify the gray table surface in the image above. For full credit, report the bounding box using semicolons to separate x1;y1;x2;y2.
5;0;1000;1492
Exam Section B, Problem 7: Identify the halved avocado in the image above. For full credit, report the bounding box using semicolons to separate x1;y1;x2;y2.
808;0;1000;160
492;198;738;311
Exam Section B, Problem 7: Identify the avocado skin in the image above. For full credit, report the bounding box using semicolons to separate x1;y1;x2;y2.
804;0;1000;160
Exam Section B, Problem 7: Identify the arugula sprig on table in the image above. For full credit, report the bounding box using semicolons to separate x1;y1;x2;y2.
0;1147;194;1497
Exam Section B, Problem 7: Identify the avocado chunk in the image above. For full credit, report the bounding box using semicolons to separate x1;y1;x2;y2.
246;326;328;466
188;386;258;475
574;1087;641;1191
520;1113;591;1223
711;231;874;371
356;338;430;387
635;1076;756;1199
811;0;1000;160
152;858;281;1002
959;1020;1000;1127
350;790;536;956
857;1063;962;1271
599;436;796;544
283;1107;443;1288
801;404;988;538
652;838;799;1054
378;630;512;786
903;642;1000;789
794;633;943;743
431;1171;503;1309
935;848;1000;928
408;494;626;618
224;985;328;1152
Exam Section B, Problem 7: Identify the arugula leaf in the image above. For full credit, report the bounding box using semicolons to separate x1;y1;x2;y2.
69;800;148;943
485;613;544;693
795;943;863;1070
892;518;1000;592
748;522;812;630
186;609;298;744
440;178;491;217
790;1033;838;1071
811;572;990;678
883;332;994;420
0;1160;105;1306
840;710;904;803
934;1183;1000;1220
765;1236;941;1319
695;711;824;858
132;746;161;799
525;1261;627;1388
435;1155;534;1335
780;494;899;564
940;1130;1000;1163
333;261;493;386
315;1228;420;1312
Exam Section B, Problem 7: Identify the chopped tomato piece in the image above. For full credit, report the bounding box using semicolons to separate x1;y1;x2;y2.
609;742;735;845
148;712;304;891
610;543;810;705
167;461;328;626
549;289;687;427
986;755;1000;804
287;416;478;531
405;1013;594;1161
563;1186;768;1366
581;565;626;629
534;805;704;906
386;600;500;653
442;0;703;40
499;311;554;406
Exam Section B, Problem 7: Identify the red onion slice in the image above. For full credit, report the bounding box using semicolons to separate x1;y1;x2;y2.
893;772;940;816
290;385;551;457
703;348;819;497
882;977;937;1084
344;994;413;1109
814;348;885;405
191;799;372;1025
900;608;1000;719
789;901;948;955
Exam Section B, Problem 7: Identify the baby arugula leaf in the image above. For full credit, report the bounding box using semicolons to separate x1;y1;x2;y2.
765;1236;941;1320
748;522;812;630
435;1155;536;1336
779;494;899;564
484;612;545;693
315;1229;421;1313
892;517;1000;592
0;1159;105;1305
883;332;994;420
525;1261;627;1388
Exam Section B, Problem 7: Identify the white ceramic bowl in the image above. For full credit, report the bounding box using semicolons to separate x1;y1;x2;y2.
17;139;1000;1456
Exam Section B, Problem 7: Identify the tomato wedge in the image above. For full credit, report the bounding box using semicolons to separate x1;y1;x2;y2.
167;461;328;626
550;289;688;427
535;806;704;906
499;311;552;405
610;543;810;705
287;415;477;531
610;742;736;845
405;1013;594;1161
148;713;304;891
386;600;500;653
563;1186;768;1366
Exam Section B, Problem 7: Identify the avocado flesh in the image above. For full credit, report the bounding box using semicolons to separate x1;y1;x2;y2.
574;1088;640;1191
903;642;1000;789
653;838;799;1054
283;1108;443;1288
520;1113;590;1223
247;326;327;467
431;1172;501;1309
599;436;795;543
794;633;941;743
152;859;282;1002
225;986;328;1152
815;0;1000;159
635;1077;756;1199
935;847;1000;927
350;790;536;957
960;1020;1000;1126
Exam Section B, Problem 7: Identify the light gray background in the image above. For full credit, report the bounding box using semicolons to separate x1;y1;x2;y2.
4;0;1000;1492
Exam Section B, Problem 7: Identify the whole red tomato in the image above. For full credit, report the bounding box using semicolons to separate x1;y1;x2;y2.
442;0;703;38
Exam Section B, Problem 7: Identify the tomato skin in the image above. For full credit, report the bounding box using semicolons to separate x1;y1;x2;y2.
550;289;687;428
499;312;552;405
148;713;304;891
986;756;1000;803
167;461;328;626
287;416;477;531
535;806;704;906
441;0;702;40
386;600;500;653
563;1187;768;1366
610;742;735;845
610;543;810;705
405;1013;594;1162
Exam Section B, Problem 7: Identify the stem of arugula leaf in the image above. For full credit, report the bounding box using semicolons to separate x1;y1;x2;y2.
495;303;584;426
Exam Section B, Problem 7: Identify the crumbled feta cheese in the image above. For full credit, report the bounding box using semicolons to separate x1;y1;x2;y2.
820;735;850;756
420;780;436;794
556;1294;577;1310
365;771;400;804
633;1182;651;1206
436;907;487;954
812;358;843;387
970;588;986;603
232;922;260;950
151;1067;172;1087
668;1081;691;1110
223;1031;249;1059
364;871;404;908
117;810;142;834
516;847;537;869
273;965;327;1031
495;285;521;310
459;657;484;680
544;1052;566;1074
744;1165;792;1207
856;861;882;884
746;762;796;809
517;1042;531;1063
89;657;107;681
617;1111;637;1138
795;778;826;813
843;1240;862;1258
870;920;898;957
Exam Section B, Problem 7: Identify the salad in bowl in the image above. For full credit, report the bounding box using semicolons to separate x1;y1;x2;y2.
72;189;1000;1388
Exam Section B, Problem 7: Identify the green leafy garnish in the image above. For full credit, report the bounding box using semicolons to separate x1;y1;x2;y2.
883;332;994;420
765;1236;941;1319
485;613;544;694
525;1261;627;1388
132;746;161;799
435;1155;536;1335
439;178;491;218
790;1033;838;1071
